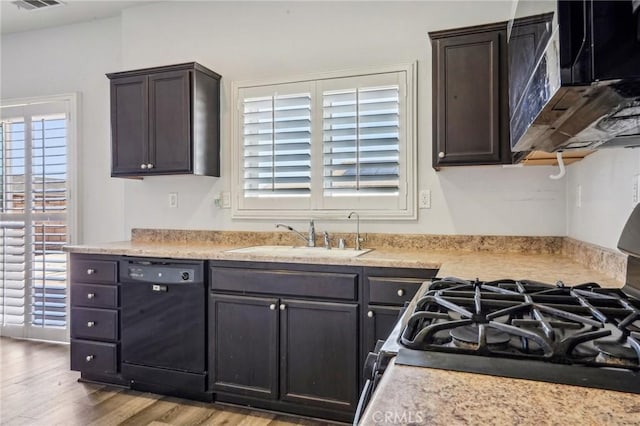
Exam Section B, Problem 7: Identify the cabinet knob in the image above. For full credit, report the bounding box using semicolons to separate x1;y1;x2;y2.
86;268;96;275
279;304;286;311
147;163;154;169
87;321;95;328
269;304;276;311
85;355;94;362
140;164;147;169
367;310;374;318
397;289;405;297
87;293;95;300
438;152;445;159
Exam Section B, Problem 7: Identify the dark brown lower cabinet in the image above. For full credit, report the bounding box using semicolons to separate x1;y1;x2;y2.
69;254;128;386
364;305;402;353
279;299;359;412
208;261;360;422
209;293;359;419
209;294;279;399
362;266;437;358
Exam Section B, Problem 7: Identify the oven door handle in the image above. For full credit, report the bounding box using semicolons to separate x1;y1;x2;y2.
353;378;373;425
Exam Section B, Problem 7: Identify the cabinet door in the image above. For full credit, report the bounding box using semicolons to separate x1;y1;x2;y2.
148;70;192;173
111;75;147;175
364;305;402;354
433;30;505;166
209;294;279;400
280;299;359;412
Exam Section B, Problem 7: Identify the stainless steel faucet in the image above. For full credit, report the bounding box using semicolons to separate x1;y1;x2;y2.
347;211;362;250
323;231;331;250
308;220;315;247
275;220;316;247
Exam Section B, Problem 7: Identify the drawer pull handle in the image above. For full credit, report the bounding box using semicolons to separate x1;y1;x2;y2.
86;355;94;362
367;310;374;318
87;293;96;299
397;289;405;297
438;151;445;159
87;321;95;327
86;268;96;275
140;164;147;169
269;304;276;311
147;163;154;169
279;304;286;311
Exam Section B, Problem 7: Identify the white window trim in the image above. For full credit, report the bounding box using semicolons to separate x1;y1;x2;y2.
0;93;79;342
231;63;417;220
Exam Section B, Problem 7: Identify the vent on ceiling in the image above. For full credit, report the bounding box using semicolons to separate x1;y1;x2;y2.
11;0;64;11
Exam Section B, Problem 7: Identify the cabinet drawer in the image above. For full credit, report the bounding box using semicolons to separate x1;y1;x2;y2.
368;277;424;305
71;284;118;309
71;259;117;284
211;266;357;301
71;307;118;341
71;339;118;375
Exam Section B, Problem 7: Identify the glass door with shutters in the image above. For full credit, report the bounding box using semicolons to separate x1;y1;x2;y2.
0;100;71;342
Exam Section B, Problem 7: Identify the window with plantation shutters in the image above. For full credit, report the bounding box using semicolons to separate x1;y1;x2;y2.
232;64;415;219
1;97;74;342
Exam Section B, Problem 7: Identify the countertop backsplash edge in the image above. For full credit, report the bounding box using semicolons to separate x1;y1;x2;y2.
130;228;564;254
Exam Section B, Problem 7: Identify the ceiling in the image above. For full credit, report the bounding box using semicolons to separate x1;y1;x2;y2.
0;0;150;35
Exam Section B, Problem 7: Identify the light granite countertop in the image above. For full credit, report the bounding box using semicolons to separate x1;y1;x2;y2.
65;237;636;424
64;241;623;287
359;358;640;426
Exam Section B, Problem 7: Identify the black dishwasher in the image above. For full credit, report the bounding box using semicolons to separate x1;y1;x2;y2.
119;258;208;398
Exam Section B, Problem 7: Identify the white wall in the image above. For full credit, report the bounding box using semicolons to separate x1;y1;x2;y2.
567;149;640;250
2;1;573;244
117;1;566;237
1;18;125;244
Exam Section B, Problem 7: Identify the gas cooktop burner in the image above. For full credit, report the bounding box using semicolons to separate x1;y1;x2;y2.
450;325;511;349
594;341;639;366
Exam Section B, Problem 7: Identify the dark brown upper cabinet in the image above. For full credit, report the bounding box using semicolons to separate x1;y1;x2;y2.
429;22;511;169
107;62;221;178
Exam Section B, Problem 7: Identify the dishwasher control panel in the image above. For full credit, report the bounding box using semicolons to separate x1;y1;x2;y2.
121;260;203;284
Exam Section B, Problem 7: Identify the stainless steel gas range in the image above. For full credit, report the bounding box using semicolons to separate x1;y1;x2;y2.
355;204;640;423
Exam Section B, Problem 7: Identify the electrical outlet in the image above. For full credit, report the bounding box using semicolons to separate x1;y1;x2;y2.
576;185;582;208
168;192;178;208
419;190;431;209
222;191;231;208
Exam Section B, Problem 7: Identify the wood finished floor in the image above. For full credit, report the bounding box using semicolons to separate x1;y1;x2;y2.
0;337;338;426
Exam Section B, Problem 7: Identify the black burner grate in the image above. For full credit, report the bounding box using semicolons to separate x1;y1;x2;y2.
400;277;640;369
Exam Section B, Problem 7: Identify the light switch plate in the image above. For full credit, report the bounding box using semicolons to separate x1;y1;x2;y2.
168;192;178;208
419;190;431;209
576;185;582;208
222;191;231;208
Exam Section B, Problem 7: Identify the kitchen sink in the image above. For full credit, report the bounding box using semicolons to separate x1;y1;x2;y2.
225;245;372;258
